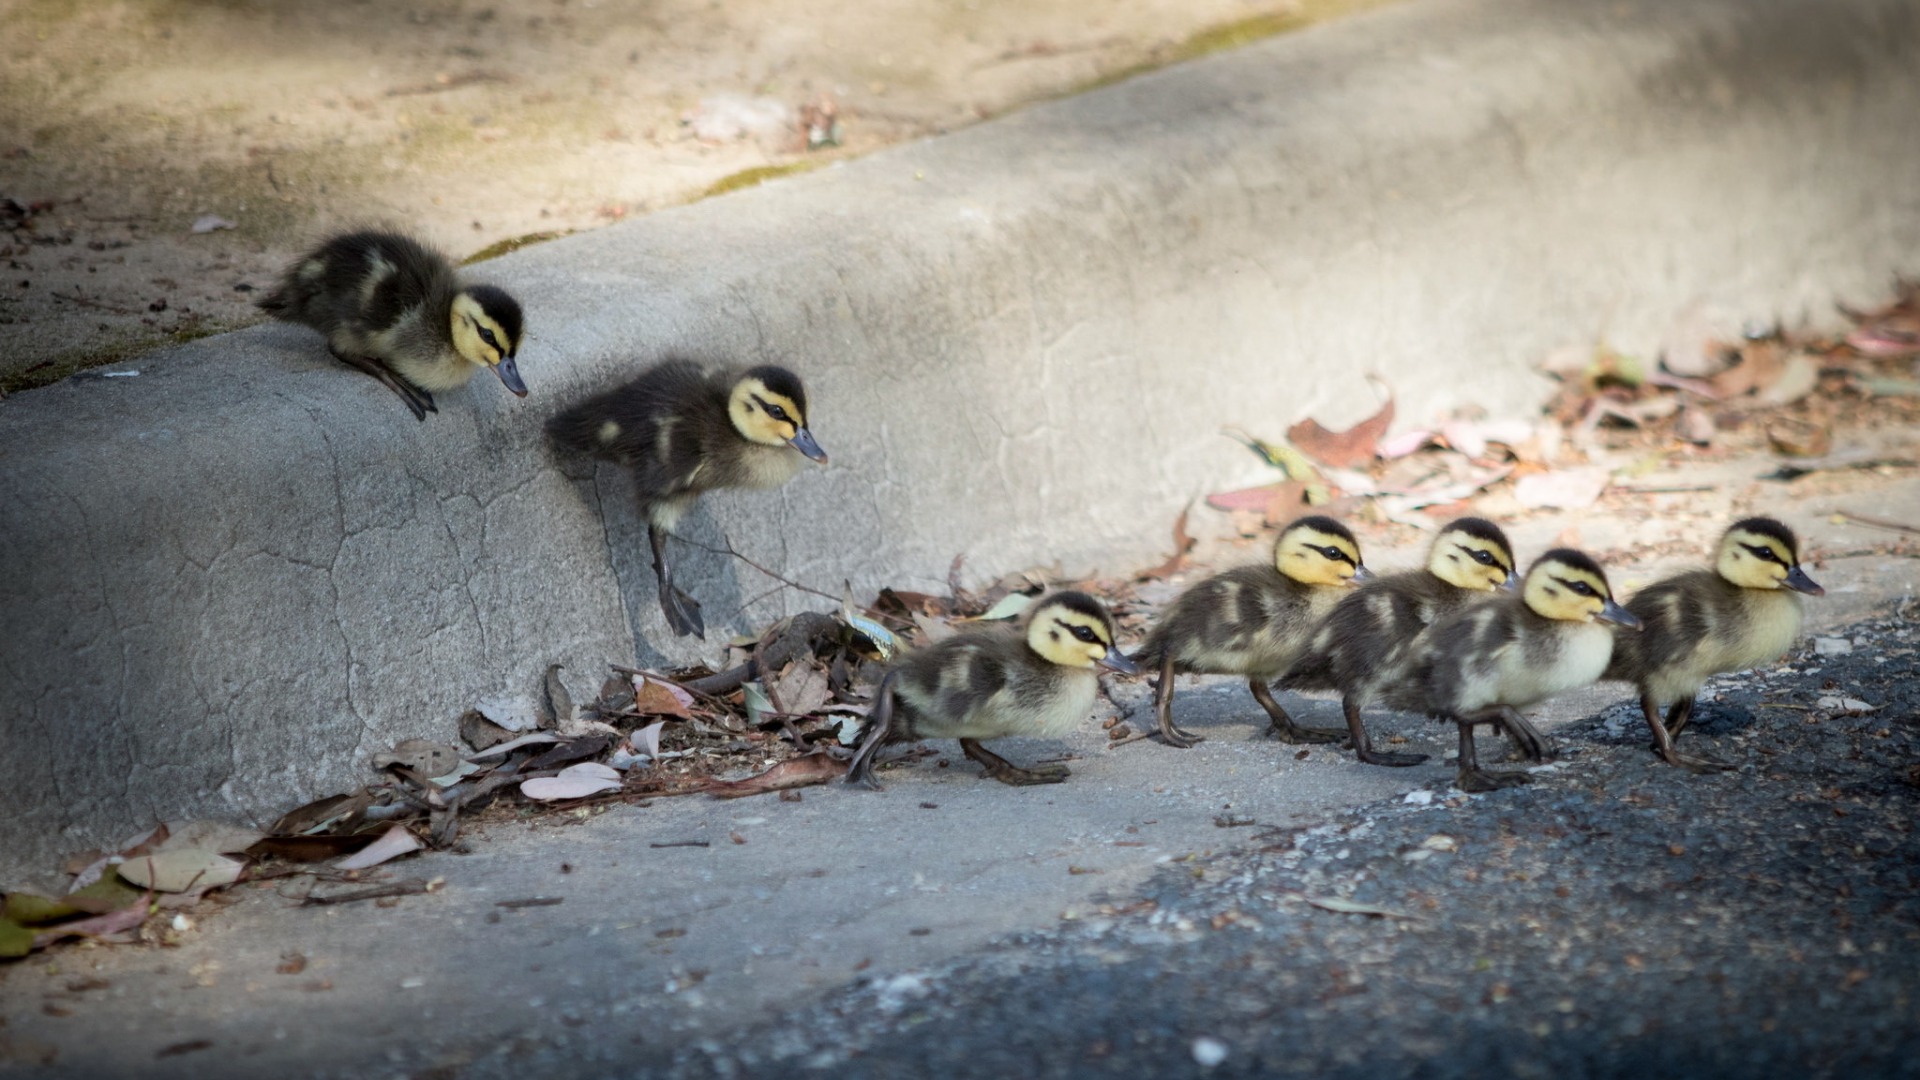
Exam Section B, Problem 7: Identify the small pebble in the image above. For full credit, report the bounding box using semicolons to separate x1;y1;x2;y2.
1191;1036;1229;1068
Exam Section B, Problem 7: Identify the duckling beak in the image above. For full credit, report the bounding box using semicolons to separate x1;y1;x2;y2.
1098;649;1141;676
493;355;529;397
1596;598;1644;631
1498;569;1520;593
1784;566;1825;596
788;427;829;464
1349;565;1375;584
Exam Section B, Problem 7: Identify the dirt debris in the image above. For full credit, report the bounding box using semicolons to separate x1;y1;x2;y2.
0;0;1382;391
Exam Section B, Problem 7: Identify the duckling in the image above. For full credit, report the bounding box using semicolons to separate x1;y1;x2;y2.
1281;517;1517;768
1401;548;1642;792
545;358;828;639
1134;515;1369;749
1604;517;1823;772
258;230;526;421
846;591;1139;788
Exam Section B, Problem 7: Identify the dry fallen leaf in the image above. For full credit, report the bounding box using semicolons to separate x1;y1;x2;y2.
520;762;624;802
633;675;696;719
116;851;245;893
1292;893;1422;920
1766;418;1832;458
465;732;563;761
269;792;374;837
372;739;463;777
29;900;152;951
705;754;845;799
155;820;265;856
1137;506;1196;582
333;824;424;872
1286;382;1395;469
1709;339;1785;398
771;660;833;717
1513;467;1610;510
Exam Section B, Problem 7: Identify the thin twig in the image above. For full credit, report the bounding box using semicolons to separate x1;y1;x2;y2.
51;291;141;315
1834;510;1920;535
611;663;743;710
300;878;435;906
679;537;840;603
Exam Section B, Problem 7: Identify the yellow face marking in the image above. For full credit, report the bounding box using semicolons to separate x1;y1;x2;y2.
727;377;806;448
1026;605;1115;670
1523;560;1613;622
449;293;514;368
1717;527;1796;590
1274;524;1364;587
1430;532;1514;591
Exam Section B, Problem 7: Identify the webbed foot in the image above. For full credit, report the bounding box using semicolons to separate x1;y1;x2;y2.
660;586;705;639
1656;746;1734;774
1158;722;1205;748
1456;766;1534;793
1266;719;1344;745
1356;747;1430;768
962;739;1069;786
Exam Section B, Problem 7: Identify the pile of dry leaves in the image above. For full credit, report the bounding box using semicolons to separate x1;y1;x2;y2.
0;563;1151;960
1206;283;1920;530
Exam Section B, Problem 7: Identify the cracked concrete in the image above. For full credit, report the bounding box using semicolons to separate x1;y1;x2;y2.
4;0;1920;882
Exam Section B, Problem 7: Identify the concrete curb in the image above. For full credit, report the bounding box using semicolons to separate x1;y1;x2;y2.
4;0;1917;881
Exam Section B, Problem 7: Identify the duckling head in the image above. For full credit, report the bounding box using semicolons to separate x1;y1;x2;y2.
1428;516;1518;592
1274;515;1372;587
727;366;829;463
1023;591;1139;674
1716;517;1824;595
1521;548;1642;629
449;285;528;396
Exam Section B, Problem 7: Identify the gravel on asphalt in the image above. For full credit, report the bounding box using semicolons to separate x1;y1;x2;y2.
630;608;1920;1080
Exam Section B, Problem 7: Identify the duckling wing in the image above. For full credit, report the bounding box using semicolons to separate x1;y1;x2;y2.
546;359;740;502
890;626;1093;741
1298;572;1436;693
262;231;452;338
1607;568;1803;695
1144;566;1317;678
1404;599;1524;716
890;628;1019;739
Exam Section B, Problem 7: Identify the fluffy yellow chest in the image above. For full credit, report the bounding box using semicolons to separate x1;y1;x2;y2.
738;443;805;489
1459;621;1614;713
1651;590;1804;700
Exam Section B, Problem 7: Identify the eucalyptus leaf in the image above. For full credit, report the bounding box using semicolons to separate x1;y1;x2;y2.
116;850;245;893
975;593;1034;621
4;893;78;926
0;917;34;957
1296;894;1420;920
743;681;774;726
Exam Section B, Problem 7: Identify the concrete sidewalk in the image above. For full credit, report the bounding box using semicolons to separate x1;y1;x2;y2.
4;0;1919;903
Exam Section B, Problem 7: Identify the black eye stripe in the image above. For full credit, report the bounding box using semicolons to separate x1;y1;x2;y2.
1055;619;1103;645
1551;576;1598;597
1741;542;1784;565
